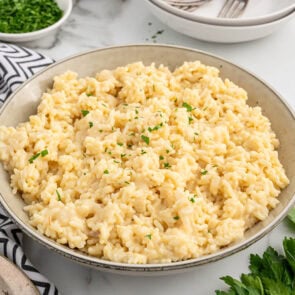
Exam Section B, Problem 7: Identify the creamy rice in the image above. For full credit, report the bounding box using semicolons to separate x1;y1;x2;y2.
0;61;289;264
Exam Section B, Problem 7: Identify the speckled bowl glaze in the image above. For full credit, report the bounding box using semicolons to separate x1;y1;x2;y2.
0;45;294;275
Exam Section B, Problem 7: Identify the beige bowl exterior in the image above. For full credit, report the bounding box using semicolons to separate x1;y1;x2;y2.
0;45;294;274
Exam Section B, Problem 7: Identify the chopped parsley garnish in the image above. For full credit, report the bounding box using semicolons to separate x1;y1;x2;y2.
201;169;208;175
124;181;130;185
173;216;180;220
0;0;63;34
189;197;196;203
141;149;147;155
135;109;139;114
145;234;152;240
81;110;89;117
129;132;135;136
103;169;109;174
122;103;128;106
188;116;193;124
182;102;194;112
166;149;170;154
102;103;107;108
99;130;103;133
159;155;164;160
56;189;62;201
164;162;171;169
117;142;123;146
86;93;92;97
141;135;150;145
121;153;126;158
148;122;163;132
134;116;138;119
40;149;48;157
88;121;94;128
194;132;199;136
29;149;48;163
114;160;120;164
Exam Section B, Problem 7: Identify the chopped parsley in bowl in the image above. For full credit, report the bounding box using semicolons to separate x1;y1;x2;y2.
0;0;63;33
0;0;72;42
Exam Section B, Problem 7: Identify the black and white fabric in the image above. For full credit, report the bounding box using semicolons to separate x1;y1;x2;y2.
0;43;59;295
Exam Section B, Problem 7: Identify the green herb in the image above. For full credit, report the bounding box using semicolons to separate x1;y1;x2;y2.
141;149;147;155
201;169;208;175
124;181;130;185
121;154;126;158
88;121;94;128
114;160;120;164
56;189;62;201
189;197;196;203
81;110;89;117
99;129;103;133
215;237;295;295
145;234;152;240
173;216;180;220
148;122;163;132
141;135;150;145
29;153;40;163
135;109;139;114
288;207;295;225
103;169;109;174
164;162;171;169
166;149;170;154
188;116;193;124
40;149;48;157
194;132;199;136
134;116;138;119
0;0;63;34
159;155;164;160
29;149;48;163
182;102;194;112
117;142;123;146
102;103;107;108
122;103;128;106
86;93;92;97
129;132;135;136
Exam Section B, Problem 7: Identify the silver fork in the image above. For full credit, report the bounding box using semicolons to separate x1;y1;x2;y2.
218;0;249;18
165;0;211;12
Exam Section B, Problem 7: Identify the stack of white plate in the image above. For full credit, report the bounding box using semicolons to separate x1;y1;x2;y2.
144;0;295;43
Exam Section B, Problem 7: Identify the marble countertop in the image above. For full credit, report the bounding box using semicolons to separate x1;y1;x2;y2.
18;0;295;294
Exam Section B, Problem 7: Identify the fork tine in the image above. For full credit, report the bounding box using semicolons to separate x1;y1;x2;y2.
230;1;247;18
166;0;208;6
226;0;240;18
218;0;235;18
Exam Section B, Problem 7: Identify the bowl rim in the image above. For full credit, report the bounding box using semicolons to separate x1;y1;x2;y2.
151;0;295;26
0;44;294;272
147;0;295;28
0;0;72;38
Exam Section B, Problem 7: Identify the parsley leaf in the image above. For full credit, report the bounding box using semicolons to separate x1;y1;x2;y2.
88;121;94;128
81;110;89;117
103;169;109;174
145;234;152;240
215;237;295;295
56;189;62;201
288;208;295;225
201;169;208;175
182;102;194;112
141;135;150;145
40;149;48;157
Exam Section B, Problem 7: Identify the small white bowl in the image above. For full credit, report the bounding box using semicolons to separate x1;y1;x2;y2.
153;0;295;26
0;0;72;42
145;0;295;43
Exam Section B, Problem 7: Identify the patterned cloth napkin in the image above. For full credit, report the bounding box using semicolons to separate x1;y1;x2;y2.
0;43;59;295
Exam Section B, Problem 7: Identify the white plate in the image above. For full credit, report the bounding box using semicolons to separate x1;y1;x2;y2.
145;0;295;43
0;0;72;42
154;0;295;26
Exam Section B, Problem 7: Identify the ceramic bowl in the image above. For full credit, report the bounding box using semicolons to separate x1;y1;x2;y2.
0;45;294;274
0;0;72;42
144;0;295;43
153;0;295;26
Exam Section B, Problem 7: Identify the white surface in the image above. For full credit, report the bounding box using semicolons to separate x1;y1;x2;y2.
146;0;295;43
155;0;295;26
12;0;295;294
0;0;72;42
